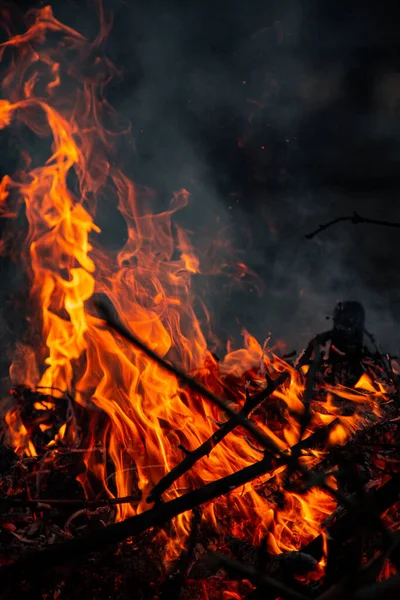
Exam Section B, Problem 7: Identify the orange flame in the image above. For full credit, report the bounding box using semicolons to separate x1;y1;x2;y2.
0;4;393;567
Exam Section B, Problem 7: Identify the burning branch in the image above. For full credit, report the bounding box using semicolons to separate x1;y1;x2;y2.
206;552;309;600
286;347;322;483
95;301;290;456
0;494;141;510
305;212;400;239
147;371;289;503
1;6;399;599
0;421;337;586
95;301;392;525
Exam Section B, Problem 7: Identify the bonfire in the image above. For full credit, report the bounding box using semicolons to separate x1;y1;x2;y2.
0;5;399;600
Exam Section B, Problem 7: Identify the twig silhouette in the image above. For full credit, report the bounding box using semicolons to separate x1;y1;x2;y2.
147;371;289;503
305;212;400;239
95;300;292;458
0;421;336;587
206;552;309;600
1;495;141;509
94;301;389;518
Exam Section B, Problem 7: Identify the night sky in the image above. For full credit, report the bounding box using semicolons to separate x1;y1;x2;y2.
1;0;400;360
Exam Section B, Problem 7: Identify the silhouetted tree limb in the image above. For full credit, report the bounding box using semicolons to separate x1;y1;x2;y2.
305;212;400;239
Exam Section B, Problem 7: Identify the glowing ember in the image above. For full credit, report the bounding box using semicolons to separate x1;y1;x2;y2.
0;4;395;577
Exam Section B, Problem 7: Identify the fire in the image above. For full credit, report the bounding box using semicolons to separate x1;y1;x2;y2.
0;3;394;573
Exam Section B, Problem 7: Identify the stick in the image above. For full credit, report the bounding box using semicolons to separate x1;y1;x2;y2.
94;301;381;516
94;301;289;456
147;371;289;503
207;552;309;600
0;420;336;587
286;348;321;482
304;476;400;561
245;476;400;600
305;212;400;240
1;494;141;509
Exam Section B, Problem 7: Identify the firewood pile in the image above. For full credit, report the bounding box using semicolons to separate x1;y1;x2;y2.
0;301;399;600
0;6;399;600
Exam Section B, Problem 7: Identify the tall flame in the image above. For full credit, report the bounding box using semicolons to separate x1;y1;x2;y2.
0;4;392;565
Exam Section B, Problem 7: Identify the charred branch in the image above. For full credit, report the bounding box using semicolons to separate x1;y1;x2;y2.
0;420;337;589
95;301;290;455
147;371;289;503
206;552;309;600
0;494;142;510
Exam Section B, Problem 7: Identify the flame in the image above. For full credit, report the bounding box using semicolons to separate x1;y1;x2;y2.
0;4;394;571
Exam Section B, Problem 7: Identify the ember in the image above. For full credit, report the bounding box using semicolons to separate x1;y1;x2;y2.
0;4;399;600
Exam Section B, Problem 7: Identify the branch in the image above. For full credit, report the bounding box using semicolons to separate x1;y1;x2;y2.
1;494;141;510
94;301;385;522
206;552;309;600
286;347;321;482
94;301;290;457
245;477;400;600
305;212;400;240
92;302;397;584
147;371;289;503
303;476;400;562
0;420;337;587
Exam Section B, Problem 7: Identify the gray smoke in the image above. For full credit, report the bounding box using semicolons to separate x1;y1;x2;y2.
3;0;400;360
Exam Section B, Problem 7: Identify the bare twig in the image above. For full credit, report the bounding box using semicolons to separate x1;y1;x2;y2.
206;552;309;600
305;212;400;240
147;371;289;503
0;421;336;586
1;494;141;509
94;301;392;525
95;301;288;456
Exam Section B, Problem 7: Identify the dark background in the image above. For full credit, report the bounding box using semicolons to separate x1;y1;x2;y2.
2;0;400;357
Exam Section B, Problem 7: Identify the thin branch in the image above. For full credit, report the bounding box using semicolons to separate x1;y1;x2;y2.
94;301;390;523
1;494;141;510
287;347;321;481
147;371;289;503
95;300;291;458
305;212;400;240
206;552;309;600
0;421;337;586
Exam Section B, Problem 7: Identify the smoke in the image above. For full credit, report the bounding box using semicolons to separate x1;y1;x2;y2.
3;0;400;359
96;0;400;355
